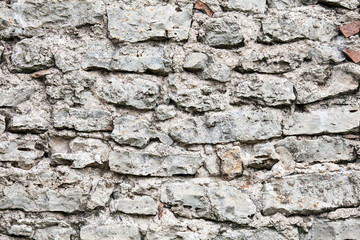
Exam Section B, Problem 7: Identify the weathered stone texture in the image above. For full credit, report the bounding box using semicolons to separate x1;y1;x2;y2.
318;0;360;9
80;224;141;240
0;115;5;133
231;74;295;106
107;4;192;42
262;172;359;215
161;182;256;224
109;151;203;176
170;109;282;144
0;86;35;107
283;106;360;135
225;0;267;13
110;196;157;215
54;108;113;132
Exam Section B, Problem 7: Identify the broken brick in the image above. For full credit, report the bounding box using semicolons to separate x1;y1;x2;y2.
194;0;214;17
340;21;360;37
343;48;360;63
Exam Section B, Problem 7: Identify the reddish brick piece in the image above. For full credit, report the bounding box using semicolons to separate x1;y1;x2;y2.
340;21;360;37
343;48;360;63
194;0;214;17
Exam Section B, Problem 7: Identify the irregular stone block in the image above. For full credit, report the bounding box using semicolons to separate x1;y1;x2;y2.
87;180;113;210
111;115;157;148
170;87;227;113
155;105;177;121
0;86;36;107
82;45;171;75
16;0;105;28
0;115;5;133
0;138;44;165
283;106;360;136
261;12;337;42
273;137;356;163
201;64;231;82
318;0;360;9
8;225;32;237
161;182;256;224
217;146;243;179
218;228;286;240
231;74;295;106
52;137;109;168
262;172;359;215
53;108;113;132
109;150;203;176
294;64;359;104
170;109;282;144
236;45;308;73
9;115;49;133
183;52;208;72
107;4;192;42
309;44;345;64
0;184;88;213
226;0;266;13
80;224;141;240
11;38;54;73
96;75;161;110
110;196;157;215
268;0;302;9
200;18;244;48
33;226;75;240
304;218;360;240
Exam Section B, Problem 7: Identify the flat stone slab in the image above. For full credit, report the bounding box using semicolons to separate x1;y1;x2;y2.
107;4;192;43
262;172;359;215
80;224;141;240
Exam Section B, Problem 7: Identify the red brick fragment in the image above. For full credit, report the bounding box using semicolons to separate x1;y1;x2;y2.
158;202;164;220
194;0;214;17
340;21;360;37
343;48;360;63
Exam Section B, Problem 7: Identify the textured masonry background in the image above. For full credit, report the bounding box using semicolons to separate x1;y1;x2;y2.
1;0;360;239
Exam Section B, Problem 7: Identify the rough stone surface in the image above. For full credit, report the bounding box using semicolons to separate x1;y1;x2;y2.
262;172;359;215
80;224;141;240
110;196;157;215
261;12;337;42
109;150;203;176
0;1;360;239
283;106;360;135
170;109;282;144
231;74;295;106
107;4;193;42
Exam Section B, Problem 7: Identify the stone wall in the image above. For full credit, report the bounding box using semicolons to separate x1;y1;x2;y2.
0;0;360;239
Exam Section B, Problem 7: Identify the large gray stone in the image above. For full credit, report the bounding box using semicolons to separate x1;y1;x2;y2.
9;115;49;133
0;115;5;133
0;86;36;107
170;109;282;144
318;0;359;9
0;138;44;165
201;64;231;82
261;12;337;42
80;224;141;240
51;137;110;168
283;106;360;136
155;105;177;121
200;18;244;49
236;45;308;74
218;228;286;240
33;226;75;240
111;115;157;148
226;0;266;13
0;184;88;213
109;150;203;176
8;225;32;237
161;182;256;224
14;0;105;28
82;45;171;75
268;0;302;9
11;38;54;73
231;74;295;106
273;137;356;163
107;4;192;42
294;64;359;104
183;52;208;72
110;196;157;215
304;218;360;240
262;172;359;215
87;179;113;210
53;108;113;132
96;75;161;110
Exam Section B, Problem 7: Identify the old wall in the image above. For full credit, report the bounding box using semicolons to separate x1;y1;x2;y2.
0;0;360;239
